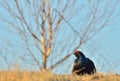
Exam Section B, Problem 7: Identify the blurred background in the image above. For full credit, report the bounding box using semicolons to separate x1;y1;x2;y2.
0;0;120;74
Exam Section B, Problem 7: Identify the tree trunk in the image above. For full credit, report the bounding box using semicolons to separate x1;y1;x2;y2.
41;28;47;71
42;54;47;71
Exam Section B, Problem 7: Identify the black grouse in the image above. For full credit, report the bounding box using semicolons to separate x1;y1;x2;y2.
72;50;96;75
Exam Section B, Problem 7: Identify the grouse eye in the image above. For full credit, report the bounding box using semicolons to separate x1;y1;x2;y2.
74;50;79;54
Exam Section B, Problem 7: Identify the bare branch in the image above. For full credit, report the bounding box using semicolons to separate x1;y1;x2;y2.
23;32;42;70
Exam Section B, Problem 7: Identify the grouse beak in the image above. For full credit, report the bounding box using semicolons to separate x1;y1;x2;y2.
73;52;76;55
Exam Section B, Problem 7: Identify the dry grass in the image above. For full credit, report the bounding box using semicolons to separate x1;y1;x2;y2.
0;71;120;81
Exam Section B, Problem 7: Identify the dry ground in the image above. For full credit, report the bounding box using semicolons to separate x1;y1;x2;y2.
0;71;120;81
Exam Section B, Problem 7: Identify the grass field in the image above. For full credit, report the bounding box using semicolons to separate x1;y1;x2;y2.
0;71;120;81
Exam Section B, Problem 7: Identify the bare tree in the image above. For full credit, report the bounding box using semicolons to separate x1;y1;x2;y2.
0;0;119;72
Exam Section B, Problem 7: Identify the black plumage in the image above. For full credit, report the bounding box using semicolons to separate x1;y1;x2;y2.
72;50;96;75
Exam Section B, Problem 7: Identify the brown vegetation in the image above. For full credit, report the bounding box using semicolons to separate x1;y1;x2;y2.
0;71;120;81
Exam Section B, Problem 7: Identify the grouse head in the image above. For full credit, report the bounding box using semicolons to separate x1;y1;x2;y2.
74;50;85;58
